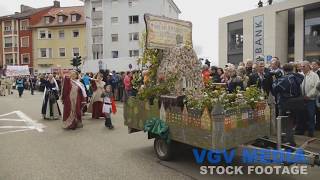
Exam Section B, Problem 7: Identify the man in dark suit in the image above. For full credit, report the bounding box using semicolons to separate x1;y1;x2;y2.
247;61;273;96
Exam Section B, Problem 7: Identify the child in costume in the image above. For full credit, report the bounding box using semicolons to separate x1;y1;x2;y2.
101;85;117;129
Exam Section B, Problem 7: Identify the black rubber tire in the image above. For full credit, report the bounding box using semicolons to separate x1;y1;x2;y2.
154;138;173;161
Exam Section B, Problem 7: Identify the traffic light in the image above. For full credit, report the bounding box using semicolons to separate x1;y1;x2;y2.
70;56;82;68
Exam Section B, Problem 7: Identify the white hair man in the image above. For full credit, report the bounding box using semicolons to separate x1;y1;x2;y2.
297;61;320;137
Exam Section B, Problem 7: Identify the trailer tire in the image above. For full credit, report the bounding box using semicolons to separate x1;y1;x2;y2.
154;138;172;161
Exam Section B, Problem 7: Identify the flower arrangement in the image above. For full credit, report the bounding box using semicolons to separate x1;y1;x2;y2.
185;83;264;112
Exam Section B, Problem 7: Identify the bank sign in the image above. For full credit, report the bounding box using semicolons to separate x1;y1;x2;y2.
253;15;264;60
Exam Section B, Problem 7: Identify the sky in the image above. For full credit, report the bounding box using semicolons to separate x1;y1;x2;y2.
0;0;263;65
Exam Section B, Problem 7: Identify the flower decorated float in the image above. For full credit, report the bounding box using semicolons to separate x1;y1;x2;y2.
124;14;320;165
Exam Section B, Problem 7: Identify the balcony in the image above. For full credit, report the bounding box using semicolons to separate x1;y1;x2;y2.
3;31;18;36
92;27;103;36
4;47;18;53
91;11;102;20
92;35;103;44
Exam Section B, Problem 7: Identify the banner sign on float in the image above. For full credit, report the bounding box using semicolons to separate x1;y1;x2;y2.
5;66;30;77
253;15;264;60
144;13;193;49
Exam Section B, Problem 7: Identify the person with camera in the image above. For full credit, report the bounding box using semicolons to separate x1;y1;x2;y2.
272;63;304;145
248;61;273;96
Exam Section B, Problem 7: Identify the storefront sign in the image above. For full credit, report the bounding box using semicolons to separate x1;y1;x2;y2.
253;15;264;60
5;66;30;77
144;14;193;49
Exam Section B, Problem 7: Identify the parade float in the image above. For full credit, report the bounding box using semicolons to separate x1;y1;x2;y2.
124;14;320;165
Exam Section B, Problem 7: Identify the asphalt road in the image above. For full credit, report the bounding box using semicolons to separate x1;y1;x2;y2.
0;91;319;180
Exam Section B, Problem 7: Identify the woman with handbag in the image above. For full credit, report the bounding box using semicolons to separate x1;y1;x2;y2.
41;74;61;120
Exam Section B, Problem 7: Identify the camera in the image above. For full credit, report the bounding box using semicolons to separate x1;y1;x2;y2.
270;70;283;79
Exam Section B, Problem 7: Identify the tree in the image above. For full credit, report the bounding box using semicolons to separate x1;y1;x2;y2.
70;56;82;70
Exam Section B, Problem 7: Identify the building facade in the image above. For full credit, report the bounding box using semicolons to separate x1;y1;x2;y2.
219;0;320;66
32;6;86;73
0;3;57;73
82;0;181;72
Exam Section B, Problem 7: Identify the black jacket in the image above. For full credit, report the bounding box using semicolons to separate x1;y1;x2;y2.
248;69;273;95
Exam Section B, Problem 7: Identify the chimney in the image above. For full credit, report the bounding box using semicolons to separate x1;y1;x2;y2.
53;0;60;8
20;5;34;13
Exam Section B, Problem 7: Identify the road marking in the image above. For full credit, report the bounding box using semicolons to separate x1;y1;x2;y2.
0;129;33;135
0;119;26;122
0;111;46;135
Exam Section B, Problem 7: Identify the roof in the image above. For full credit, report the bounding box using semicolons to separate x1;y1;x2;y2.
32;6;85;28
0;6;52;20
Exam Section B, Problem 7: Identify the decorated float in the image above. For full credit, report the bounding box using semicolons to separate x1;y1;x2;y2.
124;14;320;165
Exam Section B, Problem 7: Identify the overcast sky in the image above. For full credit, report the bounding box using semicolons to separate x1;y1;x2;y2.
0;0;263;65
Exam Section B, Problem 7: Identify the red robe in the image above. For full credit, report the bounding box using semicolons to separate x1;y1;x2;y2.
61;76;86;129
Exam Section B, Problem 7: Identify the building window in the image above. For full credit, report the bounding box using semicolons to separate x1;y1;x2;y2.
111;17;119;24
4;37;12;48
21;54;30;64
39;48;52;58
71;14;77;22
48;31;52;39
59;48;66;57
21;37;29;47
111;34;119;42
39;30;46;39
129;50;139;57
227;20;243;65
45;17;51;24
288;9;295;62
73;48;80;57
112;51;119;58
73;30;80;37
58;15;64;23
5;54;14;65
304;8;320;61
129;15;139;24
128;0;138;7
4;25;11;32
59;30;65;39
129;32;139;41
20;19;29;30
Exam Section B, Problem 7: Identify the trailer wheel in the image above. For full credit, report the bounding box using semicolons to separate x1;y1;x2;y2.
154;138;172;161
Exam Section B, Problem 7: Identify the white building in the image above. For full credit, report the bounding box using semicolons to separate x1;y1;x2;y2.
81;0;181;72
219;0;320;66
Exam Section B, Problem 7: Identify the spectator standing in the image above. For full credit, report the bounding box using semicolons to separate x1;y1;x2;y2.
272;63;304;145
297;61;320;137
227;67;244;93
124;72;133;101
248;61;273;95
211;66;221;83
245;60;254;76
312;61;320;130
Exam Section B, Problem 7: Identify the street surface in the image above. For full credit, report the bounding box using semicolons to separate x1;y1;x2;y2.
0;91;320;180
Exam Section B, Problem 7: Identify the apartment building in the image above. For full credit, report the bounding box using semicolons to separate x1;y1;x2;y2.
82;0;181;72
32;6;86;73
0;2;58;73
